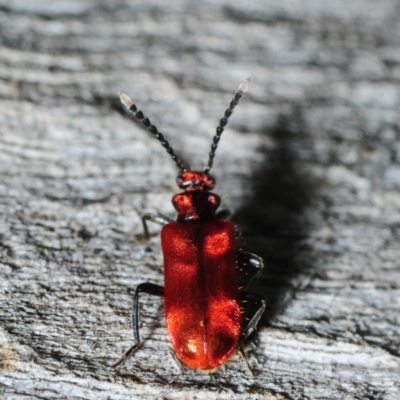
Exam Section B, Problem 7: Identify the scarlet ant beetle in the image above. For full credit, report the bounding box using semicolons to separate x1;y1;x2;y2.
112;79;266;372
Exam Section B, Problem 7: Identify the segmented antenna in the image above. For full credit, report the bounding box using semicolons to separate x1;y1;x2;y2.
119;91;187;173
203;78;250;174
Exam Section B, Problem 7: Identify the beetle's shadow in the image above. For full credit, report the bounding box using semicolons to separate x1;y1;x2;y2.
233;110;317;325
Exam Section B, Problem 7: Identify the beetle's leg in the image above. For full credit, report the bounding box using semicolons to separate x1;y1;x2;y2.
236;291;266;376
237;345;256;377
216;209;231;220
140;212;173;242
111;282;164;369
236;251;264;290
131;283;164;344
240;291;267;342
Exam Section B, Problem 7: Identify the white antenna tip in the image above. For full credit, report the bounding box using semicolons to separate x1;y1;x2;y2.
118;91;133;108
239;77;251;93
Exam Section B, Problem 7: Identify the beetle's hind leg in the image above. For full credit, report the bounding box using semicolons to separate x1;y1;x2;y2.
111;282;164;369
240;291;267;342
238;291;267;376
237;252;266;346
236;250;264;290
140;212;173;242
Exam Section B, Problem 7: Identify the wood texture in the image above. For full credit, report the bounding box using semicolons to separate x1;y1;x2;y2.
0;1;399;399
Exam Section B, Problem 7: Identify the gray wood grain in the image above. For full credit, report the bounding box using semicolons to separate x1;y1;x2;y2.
0;0;399;399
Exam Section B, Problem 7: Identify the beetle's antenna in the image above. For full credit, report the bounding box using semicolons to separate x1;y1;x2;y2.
203;78;250;174
119;91;187;173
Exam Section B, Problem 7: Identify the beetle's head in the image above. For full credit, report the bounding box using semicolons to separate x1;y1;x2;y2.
176;171;215;191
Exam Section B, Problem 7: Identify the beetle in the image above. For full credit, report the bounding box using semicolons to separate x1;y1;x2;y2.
112;79;267;372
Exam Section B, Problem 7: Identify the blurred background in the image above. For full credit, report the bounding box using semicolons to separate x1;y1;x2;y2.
0;1;399;399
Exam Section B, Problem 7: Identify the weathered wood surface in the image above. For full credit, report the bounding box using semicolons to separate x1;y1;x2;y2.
0;0;400;399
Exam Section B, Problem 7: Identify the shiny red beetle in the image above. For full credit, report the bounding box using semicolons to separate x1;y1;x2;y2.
112;79;266;371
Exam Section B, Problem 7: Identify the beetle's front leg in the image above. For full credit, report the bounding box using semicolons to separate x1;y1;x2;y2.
236;251;264;290
111;282;164;369
140;212;173;242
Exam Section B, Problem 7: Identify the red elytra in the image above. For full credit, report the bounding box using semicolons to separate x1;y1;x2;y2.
112;79;266;372
162;171;240;369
